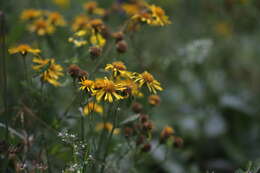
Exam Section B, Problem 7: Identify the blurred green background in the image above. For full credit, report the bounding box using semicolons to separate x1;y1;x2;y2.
1;0;260;172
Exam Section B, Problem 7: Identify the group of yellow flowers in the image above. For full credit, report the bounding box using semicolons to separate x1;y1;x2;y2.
79;61;163;103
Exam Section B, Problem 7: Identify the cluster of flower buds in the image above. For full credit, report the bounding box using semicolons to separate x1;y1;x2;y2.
112;31;128;54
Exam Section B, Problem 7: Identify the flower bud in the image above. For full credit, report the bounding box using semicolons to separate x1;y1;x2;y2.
116;40;128;53
141;143;151;153
131;102;143;113
148;95;161;106
160;126;174;144
89;46;102;58
173;136;183;148
124;127;133;138
139;114;149;124
112;31;124;42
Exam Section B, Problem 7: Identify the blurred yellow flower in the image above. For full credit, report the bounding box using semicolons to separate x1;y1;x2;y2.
47;12;66;26
148;95;161;106
8;44;41;56
20;9;42;21
32;58;63;86
72;15;90;31
92;78;125;102
83;102;103;115
28;19;55;36
90;32;106;47
68;30;88;47
214;21;233;37
52;0;70;8
83;1;106;16
95;122;120;134
118;79;143;98
134;71;163;94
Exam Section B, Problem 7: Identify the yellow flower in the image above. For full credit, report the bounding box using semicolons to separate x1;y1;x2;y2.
68;30;88;47
148;5;171;26
32;58;63;86
160;125;174;141
105;61;127;78
83;102;103;115
72;15;90;31
83;1;106;16
90;32;106;47
28;19;55;36
92;77;125;102
46;12;66;26
131;4;171;27
214;21;233;37
79;78;94;92
95;122;120;134
52;0;70;8
148;95;161;106
134;71;163;94
20;9;42;21
8;44;41;56
122;3;144;16
118;79;143;98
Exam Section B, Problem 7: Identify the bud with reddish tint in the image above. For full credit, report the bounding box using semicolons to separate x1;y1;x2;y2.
139;114;149;124
173;136;184;148
141;143;151;152
112;31;124;42
124;127;133;138
89;46;102;58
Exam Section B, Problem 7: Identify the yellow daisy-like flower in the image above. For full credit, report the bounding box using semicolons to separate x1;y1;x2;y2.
68;30;88;47
8;44;41;56
28;19;55;36
83;102;103;115
95;122;120;135
134;71;163;94
79;78;94;92
46;12;66;26
118;79;143;98
92;77;125;102
32;58;63;86
20;9;42;21
72;14;90;31
105;61;127;78
148;5;171;26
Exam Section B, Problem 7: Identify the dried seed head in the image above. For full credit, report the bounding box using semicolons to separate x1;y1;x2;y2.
139;114;149;124
148;95;161;106
141;143;151;153
173;136;184;148
116;40;128;53
89;46;102;58
112;31;124;42
124;127;133;138
131;102;143;113
142;121;153;131
68;64;81;79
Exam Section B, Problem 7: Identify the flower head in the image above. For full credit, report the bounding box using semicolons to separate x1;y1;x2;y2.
79;78;94;92
32;58;63;86
29;19;55;35
148;95;161;106
105;61;127;78
47;12;66;26
83;1;105;16
8;44;41;56
92;78;125;102
21;9;42;21
118;79;143;98
134;71;163;94
83;102;103;115
72;15;90;31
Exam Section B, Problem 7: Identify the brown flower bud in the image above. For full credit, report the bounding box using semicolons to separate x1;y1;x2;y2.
78;70;88;80
148;95;161;106
124;127;133;138
68;64;81;79
173;136;184;148
141;143;151;153
112;31;124;42
116;40;128;53
139;114;149;124
131;102;143;113
89;46;102;58
142;121;153;131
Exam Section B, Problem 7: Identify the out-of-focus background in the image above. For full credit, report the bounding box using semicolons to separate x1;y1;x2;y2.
1;0;260;172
